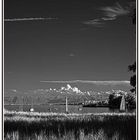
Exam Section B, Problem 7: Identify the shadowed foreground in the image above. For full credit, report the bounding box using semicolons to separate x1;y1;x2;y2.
4;111;136;140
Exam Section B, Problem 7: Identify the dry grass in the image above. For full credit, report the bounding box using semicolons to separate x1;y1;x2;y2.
4;111;136;140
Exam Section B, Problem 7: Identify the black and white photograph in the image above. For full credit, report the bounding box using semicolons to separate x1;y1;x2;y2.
4;0;137;139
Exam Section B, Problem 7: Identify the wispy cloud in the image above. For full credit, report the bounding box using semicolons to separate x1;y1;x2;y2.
40;80;78;83
83;19;104;27
101;17;116;21
83;2;131;26
40;80;130;85
100;2;129;18
4;17;57;22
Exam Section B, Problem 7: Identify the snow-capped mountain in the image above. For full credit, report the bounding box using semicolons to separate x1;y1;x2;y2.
59;84;84;95
4;83;130;105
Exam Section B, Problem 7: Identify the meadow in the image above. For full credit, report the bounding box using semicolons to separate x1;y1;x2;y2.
4;110;136;140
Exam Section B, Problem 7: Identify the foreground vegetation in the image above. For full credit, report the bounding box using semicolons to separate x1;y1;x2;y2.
4;111;136;140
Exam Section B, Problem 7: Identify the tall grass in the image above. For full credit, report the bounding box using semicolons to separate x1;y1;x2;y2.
4;111;136;140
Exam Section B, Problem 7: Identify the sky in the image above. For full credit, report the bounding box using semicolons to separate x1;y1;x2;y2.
4;0;136;90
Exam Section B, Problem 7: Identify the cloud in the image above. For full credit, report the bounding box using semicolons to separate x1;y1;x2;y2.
101;17;116;21
83;2;131;26
40;80;78;83
11;89;17;92
40;80;130;85
83;19;104;27
4;17;57;22
100;2;130;18
77;80;130;85
69;53;75;57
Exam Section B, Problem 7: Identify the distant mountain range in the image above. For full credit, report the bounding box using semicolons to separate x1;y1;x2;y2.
4;81;131;105
39;80;131;92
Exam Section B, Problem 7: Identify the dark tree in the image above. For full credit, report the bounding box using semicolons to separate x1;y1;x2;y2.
128;62;136;93
125;93;136;109
108;94;122;109
128;62;136;72
128;6;136;93
132;8;136;24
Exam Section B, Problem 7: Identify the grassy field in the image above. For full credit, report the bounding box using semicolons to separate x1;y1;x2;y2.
4;111;136;140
